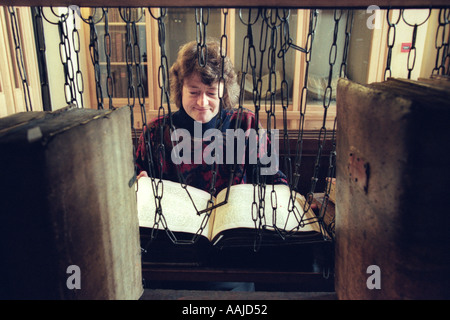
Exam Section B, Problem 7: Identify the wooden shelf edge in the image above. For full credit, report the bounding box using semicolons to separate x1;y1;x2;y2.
142;264;335;291
140;288;337;300
2;0;448;9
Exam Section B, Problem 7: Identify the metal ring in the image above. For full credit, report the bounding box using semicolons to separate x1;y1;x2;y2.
386;8;402;26
78;7;104;24
239;8;260;26
119;7;145;23
402;8;431;27
40;7;69;25
148;7;167;20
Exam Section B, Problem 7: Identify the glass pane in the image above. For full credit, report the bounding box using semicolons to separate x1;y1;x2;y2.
307;9;348;105
346;10;372;85
164;8;222;68
92;8;148;99
234;9;297;106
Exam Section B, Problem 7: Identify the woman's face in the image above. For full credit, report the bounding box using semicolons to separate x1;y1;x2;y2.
181;73;223;123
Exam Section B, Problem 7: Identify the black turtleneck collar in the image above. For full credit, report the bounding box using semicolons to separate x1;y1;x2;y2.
172;106;228;137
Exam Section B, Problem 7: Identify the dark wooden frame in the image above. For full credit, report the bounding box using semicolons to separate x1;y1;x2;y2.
1;0;447;8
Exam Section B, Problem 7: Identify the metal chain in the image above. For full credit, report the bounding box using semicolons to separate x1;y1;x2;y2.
384;9;401;80
7;6;33;111
278;10;299;241
195;8;209;67
197;8;231;221
340;10;354;78
238;8;266;250
103;8;114;109
315;10;347;240
57;11;77;106
136;7;335;248
187;8;236;226
263;9;280;240
292;9;318;192
216;8;229;130
402;9;431;79
88;14;104;109
321;11;353;240
123;10;135;109
77;9;105;109
146;8;169;244
145;8;224;247
120;8;147;194
278;9;320;238
32;7;51;110
264;9;277;132
253;11;268;248
185;8;234;219
301;10;341;229
432;8;450;76
117;9;145;199
185;9;230;240
318;116;337;240
71;8;84;108
42;6;89;108
279;9;291;183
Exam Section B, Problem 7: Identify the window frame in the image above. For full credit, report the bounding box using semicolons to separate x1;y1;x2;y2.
0;6;42;117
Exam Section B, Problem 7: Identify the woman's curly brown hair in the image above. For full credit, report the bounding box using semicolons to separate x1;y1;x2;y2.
170;39;239;110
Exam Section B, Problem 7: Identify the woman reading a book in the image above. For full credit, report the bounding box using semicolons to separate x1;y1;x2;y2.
135;39;290;291
135;39;287;194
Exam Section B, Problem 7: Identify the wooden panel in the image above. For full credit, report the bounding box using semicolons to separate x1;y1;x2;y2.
335;78;450;299
0;106;142;299
142;265;335;292
140;288;337;300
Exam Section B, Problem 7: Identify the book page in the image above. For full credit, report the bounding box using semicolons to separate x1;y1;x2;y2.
136;177;214;237
211;184;321;240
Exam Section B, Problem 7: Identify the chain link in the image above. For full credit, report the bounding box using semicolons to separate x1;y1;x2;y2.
292;9;318;197
253;11;267;241
147;8;172;245
263;9;280;243
8;6;33;112
71;8;84;108
55;10;77;106
306;10;340;209
88;14;104;109
77;9;105;109
237;8;267;250
277;11;291;241
384;9;401;80
318;118;337;239
340;10;353;78
296;10;341;235
432;8;450;76
402;9;431;79
216;8;229;130
103;8;114;109
32;7;51;110
41;7;88;108
195;8;209;67
284;10;319;238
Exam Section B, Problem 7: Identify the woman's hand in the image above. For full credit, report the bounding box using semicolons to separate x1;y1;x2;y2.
137;171;149;180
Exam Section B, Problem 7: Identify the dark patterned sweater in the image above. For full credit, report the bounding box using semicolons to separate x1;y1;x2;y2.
136;106;287;196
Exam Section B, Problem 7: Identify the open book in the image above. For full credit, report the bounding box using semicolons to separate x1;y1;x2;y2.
137;177;326;250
